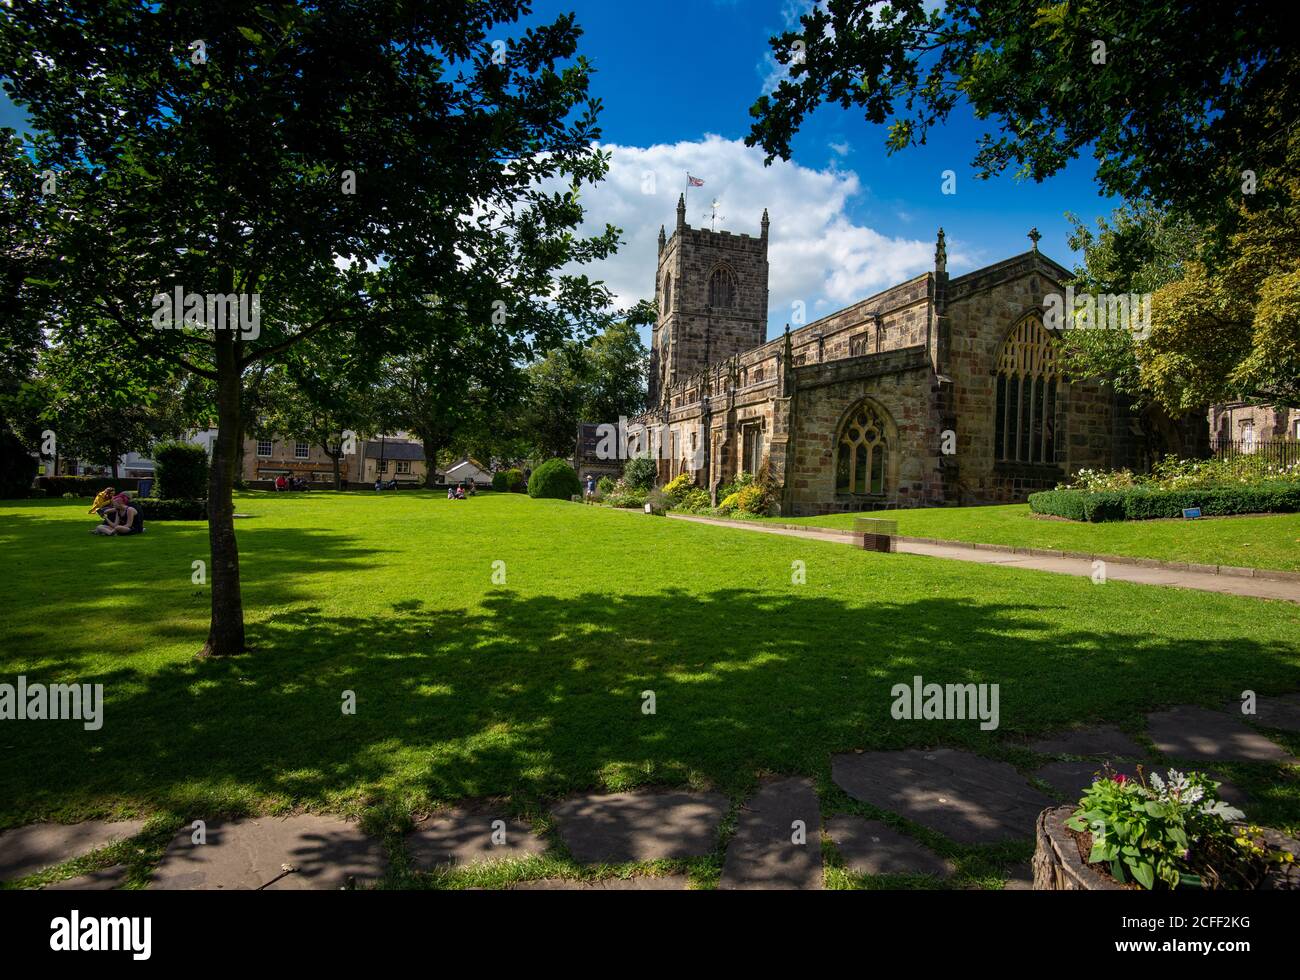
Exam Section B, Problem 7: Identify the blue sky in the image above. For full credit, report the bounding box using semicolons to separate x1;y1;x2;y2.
1;0;1122;339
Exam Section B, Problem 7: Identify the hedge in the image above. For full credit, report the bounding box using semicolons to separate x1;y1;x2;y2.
491;468;525;493
36;475;142;498
1028;482;1300;522
0;429;38;499
527;459;581;500
140;498;207;520
154;441;210;499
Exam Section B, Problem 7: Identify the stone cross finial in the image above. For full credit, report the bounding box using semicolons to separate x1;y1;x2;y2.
1028;227;1041;251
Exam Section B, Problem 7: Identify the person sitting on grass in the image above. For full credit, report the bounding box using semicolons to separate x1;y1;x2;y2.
274;474;289;491
455;483;466;499
446;485;456;500
89;486;116;517
92;493;143;536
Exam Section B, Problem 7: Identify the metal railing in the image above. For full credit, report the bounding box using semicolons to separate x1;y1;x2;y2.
1212;439;1300;468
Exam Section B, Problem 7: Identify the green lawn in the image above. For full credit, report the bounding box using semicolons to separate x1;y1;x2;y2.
768;504;1300;572
2;492;1299;884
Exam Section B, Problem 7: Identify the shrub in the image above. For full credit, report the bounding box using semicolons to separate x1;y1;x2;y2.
527;459;581;500
35;475;125;498
0;429;38;499
1029;482;1300;522
645;487;672;515
154;441;209;499
1065;767;1286;889
491;469;526;492
490;470;509;492
718;470;754;500
677;487;710;513
717;491;741;513
604;482;648;509
735;483;768;515
142;497;207;520
663;472;694;502
597;475;616;495
623;455;658;490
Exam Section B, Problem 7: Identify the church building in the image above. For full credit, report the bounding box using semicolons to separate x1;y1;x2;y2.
628;195;1142;515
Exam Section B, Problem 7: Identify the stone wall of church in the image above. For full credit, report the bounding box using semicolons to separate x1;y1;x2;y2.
783;346;940;516
943;258;1137;503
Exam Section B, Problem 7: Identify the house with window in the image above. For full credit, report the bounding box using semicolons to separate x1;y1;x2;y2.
242;435;348;484
360;438;429;485
628;196;1147;514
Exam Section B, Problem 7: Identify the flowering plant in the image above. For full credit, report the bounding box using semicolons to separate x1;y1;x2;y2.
1065;766;1289;889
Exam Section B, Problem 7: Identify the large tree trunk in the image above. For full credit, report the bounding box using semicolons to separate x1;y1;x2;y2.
331;448;342;490
418;429;440;488
201;327;246;657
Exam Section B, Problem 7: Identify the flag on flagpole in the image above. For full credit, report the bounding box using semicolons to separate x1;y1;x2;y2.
687;174;704;187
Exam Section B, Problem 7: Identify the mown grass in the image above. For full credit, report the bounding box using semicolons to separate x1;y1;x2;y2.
768;503;1300;571
2;491;1298;887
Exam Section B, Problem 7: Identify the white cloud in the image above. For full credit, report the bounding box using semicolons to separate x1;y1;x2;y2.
569;135;967;338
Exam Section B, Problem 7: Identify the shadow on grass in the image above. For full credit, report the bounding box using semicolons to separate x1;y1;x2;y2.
3;581;1297;828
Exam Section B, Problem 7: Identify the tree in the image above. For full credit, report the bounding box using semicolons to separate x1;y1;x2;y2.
747;1;1298;245
257;340;381;490
520;305;651;458
2;1;619;655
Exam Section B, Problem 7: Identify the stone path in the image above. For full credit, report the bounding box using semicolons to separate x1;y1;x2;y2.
9;703;1297;890
832;748;1054;845
551;789;727;864
1147;705;1296;763
149;816;388;890
720;777;822;890
0;819;145;882
665;513;1300;603
406;806;544;869
825;816;952;878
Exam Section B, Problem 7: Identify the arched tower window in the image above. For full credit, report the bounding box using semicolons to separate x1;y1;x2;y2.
994;316;1059;464
708;267;737;309
835;400;891;495
662;273;672;314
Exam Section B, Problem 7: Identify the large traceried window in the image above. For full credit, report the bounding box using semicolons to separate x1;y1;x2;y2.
662;273;672;313
708;267;737;309
994;316;1059;465
836;401;889;494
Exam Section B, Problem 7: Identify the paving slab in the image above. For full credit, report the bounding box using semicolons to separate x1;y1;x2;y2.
0;819;146;882
1027;725;1147;759
149;816;388;890
832;748;1052;845
825;816;952;878
1147;705;1295;763
406;807;545;869
552;789;727;864
42;866;127;890
510;874;690;890
719;777;822;890
1226;693;1300;733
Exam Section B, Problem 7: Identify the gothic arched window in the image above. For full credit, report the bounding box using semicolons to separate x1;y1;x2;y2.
662;273;672;313
835;401;890;494
708;267;737;309
994;316;1059;464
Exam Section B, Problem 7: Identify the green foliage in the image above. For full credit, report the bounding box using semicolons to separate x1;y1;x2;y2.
675;487;711;513
1066;769;1263;889
496;469;526;493
645;487;672;516
527;459;580;500
718;470;754;500
1029;482;1300;522
142;498;207;521
597;475;616;496
153;442;210;500
0;428;38;499
623;455;658;490
602;480;647;509
662;472;694;503
36;475;127;498
747;0;1297;248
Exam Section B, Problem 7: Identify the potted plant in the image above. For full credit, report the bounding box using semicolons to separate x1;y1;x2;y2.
1033;766;1298;890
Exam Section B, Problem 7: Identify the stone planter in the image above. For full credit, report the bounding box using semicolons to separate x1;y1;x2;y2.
1033;805;1300;890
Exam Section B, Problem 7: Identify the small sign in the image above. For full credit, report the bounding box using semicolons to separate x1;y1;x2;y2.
1182;507;1201;519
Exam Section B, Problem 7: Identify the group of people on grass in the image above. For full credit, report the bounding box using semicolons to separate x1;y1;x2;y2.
273;475;311;491
446;480;475;500
88;487;143;536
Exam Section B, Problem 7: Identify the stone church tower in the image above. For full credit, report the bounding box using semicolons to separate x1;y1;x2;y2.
648;194;769;405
